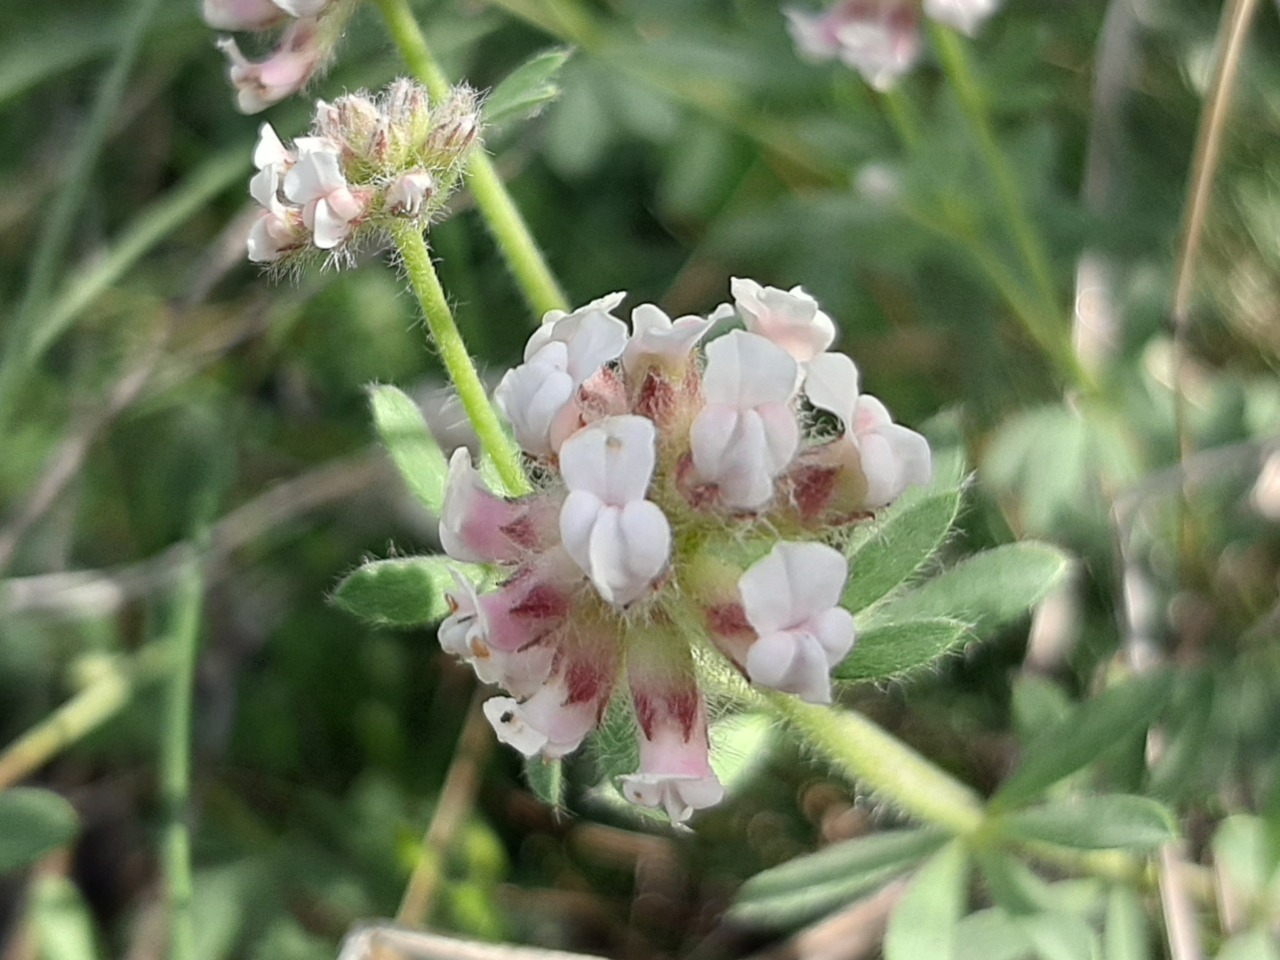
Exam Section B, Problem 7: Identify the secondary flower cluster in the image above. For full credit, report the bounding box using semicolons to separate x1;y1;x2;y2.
204;0;358;113
786;0;1002;89
437;280;931;822
245;80;479;265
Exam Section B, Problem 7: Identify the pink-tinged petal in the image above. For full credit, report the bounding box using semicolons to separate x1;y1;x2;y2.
441;448;525;564
248;164;280;209
785;7;842;60
702;330;799;409
851;394;932;507
729;278;836;363
482;696;548;756
559;489;603;581
203;0;285;30
746;631;835;703
494;345;575;458
246;209;297;262
558;415;657;506
739;542;849;634
283;147;345;204
273;0;330;16
757;403;802;474
526;295;629;371
584;500;671;605
923;0;1000;35
622;304;714;376
252;123;292;170
809;607;857;665
438;570;482;660
483;671;602;759
309;197;350;249
803;352;860;425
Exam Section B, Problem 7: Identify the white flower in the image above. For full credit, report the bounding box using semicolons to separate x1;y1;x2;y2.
619;693;723;823
726;277;836;364
438;571;557;696
494;343;576;459
246;145;303;263
202;0;286;31
482;667;605;759
804;352;932;508
273;0;332;16
924;0;1001;35
283;141;365;248
496;296;630;457
216;19;323;115
738;542;855;704
622;304;714;376
253;123;293;170
558;416;671;606
526;294;629;375
690;331;800;509
785;1;921;91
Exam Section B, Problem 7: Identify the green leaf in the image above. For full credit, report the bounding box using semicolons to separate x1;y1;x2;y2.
368;384;449;514
1104;886;1150;960
524;757;563;811
1212;815;1280;904
1017;911;1097;960
0;788;80;872
955;908;1034;960
732;829;946;928
992;670;1172;810
842;486;964;613
884;840;970;960
1001;795;1177;850
869;542;1070;636
834;618;971;681
976;851;1053;916
484;48;573;128
331;557;476;627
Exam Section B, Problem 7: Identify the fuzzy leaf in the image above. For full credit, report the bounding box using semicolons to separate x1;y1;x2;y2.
332;557;477;627
834;617;971;681
524;757;563;811
1001;795;1178;851
484;48;572;128
733;828;946;928
884;840;970;960
368;384;448;514
842;486;964;613
868;542;1070;636
992;670;1172;810
0;788;79;872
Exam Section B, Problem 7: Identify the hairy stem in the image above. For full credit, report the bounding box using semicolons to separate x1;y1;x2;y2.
388;220;529;496
765;693;986;837
373;0;569;319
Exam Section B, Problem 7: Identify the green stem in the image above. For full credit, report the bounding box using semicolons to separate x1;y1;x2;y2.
388;220;529;496
372;0;570;319
159;558;204;960
765;693;986;837
930;25;1092;392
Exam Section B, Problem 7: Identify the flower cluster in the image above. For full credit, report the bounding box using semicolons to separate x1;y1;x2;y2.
245;80;479;265
437;280;931;822
786;0;1002;89
204;0;358;114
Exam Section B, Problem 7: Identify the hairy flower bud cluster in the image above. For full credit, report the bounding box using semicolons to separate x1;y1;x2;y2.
786;0;1002;89
437;280;932;822
205;0;358;114
244;80;480;266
